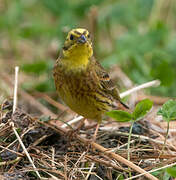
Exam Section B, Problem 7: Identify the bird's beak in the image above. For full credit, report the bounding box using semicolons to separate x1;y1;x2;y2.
77;35;87;44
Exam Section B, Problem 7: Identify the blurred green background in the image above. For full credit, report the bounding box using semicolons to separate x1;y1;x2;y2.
0;0;176;98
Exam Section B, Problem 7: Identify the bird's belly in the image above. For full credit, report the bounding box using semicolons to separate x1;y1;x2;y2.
59;89;99;119
58;82;111;120
54;67;112;120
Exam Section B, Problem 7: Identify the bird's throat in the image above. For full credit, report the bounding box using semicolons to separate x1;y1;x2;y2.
61;54;89;71
62;45;93;70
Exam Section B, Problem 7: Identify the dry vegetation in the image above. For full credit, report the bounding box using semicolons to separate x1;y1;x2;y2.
0;66;176;179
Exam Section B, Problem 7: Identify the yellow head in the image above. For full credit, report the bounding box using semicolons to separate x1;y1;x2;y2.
61;28;93;69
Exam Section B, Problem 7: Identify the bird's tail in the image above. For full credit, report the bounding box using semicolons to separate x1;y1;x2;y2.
120;100;129;109
112;100;131;112
118;100;131;113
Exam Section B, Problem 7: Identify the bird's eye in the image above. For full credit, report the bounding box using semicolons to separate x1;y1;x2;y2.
70;34;74;40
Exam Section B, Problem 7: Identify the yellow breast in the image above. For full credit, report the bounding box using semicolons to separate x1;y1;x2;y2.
53;64;111;121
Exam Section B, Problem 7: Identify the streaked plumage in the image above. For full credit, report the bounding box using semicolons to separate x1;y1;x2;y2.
53;28;128;122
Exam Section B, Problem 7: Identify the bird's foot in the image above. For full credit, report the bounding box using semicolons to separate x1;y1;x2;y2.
92;123;100;142
66;118;86;140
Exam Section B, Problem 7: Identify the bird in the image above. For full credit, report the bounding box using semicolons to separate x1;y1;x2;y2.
53;28;129;138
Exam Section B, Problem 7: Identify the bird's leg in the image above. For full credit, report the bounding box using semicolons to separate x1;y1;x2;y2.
85;123;100;153
92;123;100;142
84;123;98;130
74;118;86;132
67;118;86;138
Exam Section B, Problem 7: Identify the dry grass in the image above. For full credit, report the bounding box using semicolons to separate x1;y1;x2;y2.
0;67;176;179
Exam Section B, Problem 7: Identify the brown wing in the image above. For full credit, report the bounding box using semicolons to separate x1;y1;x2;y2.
91;57;129;109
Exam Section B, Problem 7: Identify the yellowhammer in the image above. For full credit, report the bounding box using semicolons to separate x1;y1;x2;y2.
53;28;129;132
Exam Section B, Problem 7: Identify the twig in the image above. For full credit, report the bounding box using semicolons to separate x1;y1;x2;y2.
0;138;18;154
0;156;22;166
61;116;84;128
0;145;23;157
10;124;41;179
86;155;129;172
85;163;95;180
86;140;158;180
43;171;60;180
0;72;57;118
23;167;65;179
64;154;68;180
34;92;73;113
72;151;86;170
100;130;176;151
111;139;136;152
10;66;41;179
12;67;19;113
51;147;56;170
120;80;160;98
126;161;176;180
144;157;176;171
0;135;48;167
37;121;158;180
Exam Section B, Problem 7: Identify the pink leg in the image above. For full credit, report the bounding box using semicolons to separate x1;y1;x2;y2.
92;123;100;142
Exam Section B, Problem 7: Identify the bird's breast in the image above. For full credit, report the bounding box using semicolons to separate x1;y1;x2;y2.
53;63;113;120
